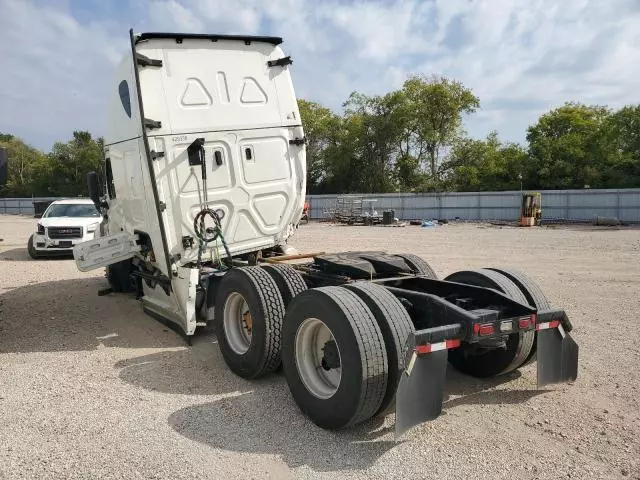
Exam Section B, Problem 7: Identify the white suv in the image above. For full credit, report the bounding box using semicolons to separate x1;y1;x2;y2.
28;199;102;258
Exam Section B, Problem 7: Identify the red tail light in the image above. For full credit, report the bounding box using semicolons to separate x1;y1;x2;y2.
519;317;531;329
478;324;495;336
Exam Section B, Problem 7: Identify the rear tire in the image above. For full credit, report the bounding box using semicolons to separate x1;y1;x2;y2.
444;269;535;377
394;253;437;279
27;235;40;259
106;259;134;293
344;282;414;415
262;264;307;307
282;287;388;429
486;268;552;365
215;267;285;379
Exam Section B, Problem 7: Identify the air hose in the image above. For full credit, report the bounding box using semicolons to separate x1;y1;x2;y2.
193;208;232;269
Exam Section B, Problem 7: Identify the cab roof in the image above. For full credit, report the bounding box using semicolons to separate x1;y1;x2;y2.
51;198;94;205
135;32;283;45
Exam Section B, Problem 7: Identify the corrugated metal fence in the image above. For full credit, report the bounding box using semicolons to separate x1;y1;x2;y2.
306;189;640;223
0;197;61;216
1;189;639;222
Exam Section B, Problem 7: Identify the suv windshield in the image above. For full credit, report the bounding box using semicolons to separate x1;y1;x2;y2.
44;204;100;218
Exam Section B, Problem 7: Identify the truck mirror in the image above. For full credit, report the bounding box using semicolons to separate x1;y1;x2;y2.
87;171;101;208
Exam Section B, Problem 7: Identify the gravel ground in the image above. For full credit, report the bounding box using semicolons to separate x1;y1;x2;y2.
1;215;639;479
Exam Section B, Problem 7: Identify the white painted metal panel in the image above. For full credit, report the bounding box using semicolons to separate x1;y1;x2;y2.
136;39;298;134
131;36;305;265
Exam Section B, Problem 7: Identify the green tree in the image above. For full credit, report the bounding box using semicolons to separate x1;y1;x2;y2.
0;133;49;197
342;91;406;193
598;105;640;187
46;131;104;196
297;100;340;192
526;103;610;189
445;132;529;191
402;75;480;189
320;113;366;193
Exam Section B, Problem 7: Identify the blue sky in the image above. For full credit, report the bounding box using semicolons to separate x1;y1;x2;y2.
1;0;639;151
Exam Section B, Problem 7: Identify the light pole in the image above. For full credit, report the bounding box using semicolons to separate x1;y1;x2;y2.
518;173;523;194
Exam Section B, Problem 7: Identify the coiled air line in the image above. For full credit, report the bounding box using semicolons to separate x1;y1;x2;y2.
188;137;233;269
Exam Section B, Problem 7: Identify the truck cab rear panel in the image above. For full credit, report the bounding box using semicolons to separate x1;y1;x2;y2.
104;31;306;280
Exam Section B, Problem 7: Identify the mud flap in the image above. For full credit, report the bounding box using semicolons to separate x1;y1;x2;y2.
537;323;579;387
395;348;448;436
395;325;461;436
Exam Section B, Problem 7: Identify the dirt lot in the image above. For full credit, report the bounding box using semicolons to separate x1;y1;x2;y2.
1;215;639;479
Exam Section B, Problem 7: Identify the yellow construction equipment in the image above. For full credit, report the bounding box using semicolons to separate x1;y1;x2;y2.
520;192;542;226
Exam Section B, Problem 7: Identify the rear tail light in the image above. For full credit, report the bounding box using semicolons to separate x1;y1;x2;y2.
478;324;495;336
518;314;537;329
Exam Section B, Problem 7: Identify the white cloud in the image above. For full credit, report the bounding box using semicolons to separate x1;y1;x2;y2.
0;0;125;148
148;0;206;31
0;0;639;150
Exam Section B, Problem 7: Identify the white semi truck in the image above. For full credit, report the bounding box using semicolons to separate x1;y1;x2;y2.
74;30;578;434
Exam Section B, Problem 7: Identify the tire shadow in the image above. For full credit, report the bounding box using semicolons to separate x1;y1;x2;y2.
168;384;399;472
0;277;186;352
0;247;74;261
115;332;251;396
164;350;542;472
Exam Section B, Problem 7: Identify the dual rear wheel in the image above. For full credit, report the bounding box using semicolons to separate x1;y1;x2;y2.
444;268;550;376
215;264;415;429
214;257;550;429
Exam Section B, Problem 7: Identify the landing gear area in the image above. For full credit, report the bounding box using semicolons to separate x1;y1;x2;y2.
197;251;579;435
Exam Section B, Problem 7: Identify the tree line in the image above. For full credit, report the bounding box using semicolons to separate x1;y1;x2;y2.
0;131;103;197
1;75;639;198
301;75;640;193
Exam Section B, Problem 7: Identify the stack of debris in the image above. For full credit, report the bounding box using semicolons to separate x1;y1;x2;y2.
324;195;382;225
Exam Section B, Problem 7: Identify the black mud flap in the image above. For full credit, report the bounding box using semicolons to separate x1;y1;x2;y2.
394;325;460;436
395;348;448;436
537;324;579;387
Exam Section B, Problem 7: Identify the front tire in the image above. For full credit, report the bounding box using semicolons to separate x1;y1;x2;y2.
106;259;134;293
282;287;388;429
27;235;40;259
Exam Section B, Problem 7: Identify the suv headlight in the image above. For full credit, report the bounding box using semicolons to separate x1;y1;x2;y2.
37;223;45;235
87;222;99;233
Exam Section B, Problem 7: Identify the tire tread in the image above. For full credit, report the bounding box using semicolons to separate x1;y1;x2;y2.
394;253;437;279
262;264;307;306
314;287;388;427
344;281;414;415
237;266;286;377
